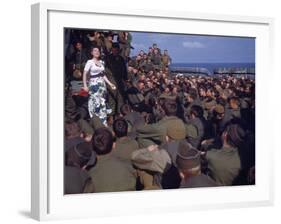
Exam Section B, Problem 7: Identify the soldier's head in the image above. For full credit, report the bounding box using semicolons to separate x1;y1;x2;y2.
65;121;81;139
186;88;198;103
92;128;114;156
229;96;240;109
190;105;204;119
146;80;153;89
113;118;128;138
162;99;177;116
65;142;96;171
176;140;201;179
137;80;145;91
139;50;144;57
164;49;168;55
153;48;159;54
213;104;225;120
111;42;120;56
74;41;82;50
221;123;246;148
120;104;132;116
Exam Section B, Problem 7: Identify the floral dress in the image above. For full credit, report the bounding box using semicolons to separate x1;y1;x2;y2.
84;59;108;125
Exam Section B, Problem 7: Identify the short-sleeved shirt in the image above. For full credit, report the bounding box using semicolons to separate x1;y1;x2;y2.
84;60;105;79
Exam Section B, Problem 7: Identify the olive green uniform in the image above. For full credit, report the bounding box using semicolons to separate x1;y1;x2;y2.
84;154;136;193
206;146;241;186
112;137;139;162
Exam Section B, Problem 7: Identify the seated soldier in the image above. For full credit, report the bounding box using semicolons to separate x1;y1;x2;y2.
111;118;139;162
84;127;137;193
120;104;145;137
131;144;171;190
136;98;187;148
205;124;245;186
176;140;217;188
64;121;85;152
64;142;96;194
186;105;206;149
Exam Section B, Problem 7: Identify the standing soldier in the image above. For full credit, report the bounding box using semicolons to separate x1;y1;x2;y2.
118;31;132;61
161;49;172;68
70;41;88;80
103;32;114;56
105;43;129;115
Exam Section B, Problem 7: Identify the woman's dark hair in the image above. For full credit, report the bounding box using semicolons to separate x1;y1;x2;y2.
92;128;113;155
113;118;128;138
90;45;101;56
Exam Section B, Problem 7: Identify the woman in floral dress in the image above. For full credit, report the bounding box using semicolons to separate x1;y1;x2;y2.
82;47;116;125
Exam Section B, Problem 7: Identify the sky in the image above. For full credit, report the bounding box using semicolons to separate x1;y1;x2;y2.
129;32;255;64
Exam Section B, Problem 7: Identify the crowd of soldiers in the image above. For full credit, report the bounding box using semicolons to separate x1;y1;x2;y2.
64;29;255;194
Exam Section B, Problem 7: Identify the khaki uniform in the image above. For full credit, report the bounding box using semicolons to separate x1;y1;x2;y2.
206;146;241;186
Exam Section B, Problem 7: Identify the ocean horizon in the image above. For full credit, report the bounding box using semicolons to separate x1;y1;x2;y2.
170;62;255;75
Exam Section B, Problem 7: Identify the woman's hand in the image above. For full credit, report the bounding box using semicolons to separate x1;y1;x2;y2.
83;86;89;92
110;83;116;90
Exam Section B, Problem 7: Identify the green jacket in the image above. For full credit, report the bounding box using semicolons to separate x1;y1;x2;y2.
84;154;136;193
112;137;139;161
136;123;166;148
206;146;241;186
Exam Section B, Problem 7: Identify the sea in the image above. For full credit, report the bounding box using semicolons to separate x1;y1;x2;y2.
170;62;255;75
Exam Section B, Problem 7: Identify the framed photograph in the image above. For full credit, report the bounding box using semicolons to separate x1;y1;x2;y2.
31;2;274;221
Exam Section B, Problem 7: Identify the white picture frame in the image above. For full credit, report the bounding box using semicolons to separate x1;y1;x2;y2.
31;2;274;221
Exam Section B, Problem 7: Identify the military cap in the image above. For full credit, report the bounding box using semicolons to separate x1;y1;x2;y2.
176;140;201;170
165;119;186;140
204;100;216;110
131;146;171;173
185;124;198;139
214;104;225;114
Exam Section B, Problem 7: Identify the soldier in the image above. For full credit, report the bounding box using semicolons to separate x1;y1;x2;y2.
111;118;139;163
228;96;241;119
184;88;203;119
87;31;103;49
161;49;172;68
186;105;206;149
84;127;137;193
176;140;217;188
104;42;129;115
64;142;96;194
118;31;132;61
204;124;245;186
103;32;114;56
151;48;162;70
64;121;85;152
70;41;88;80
